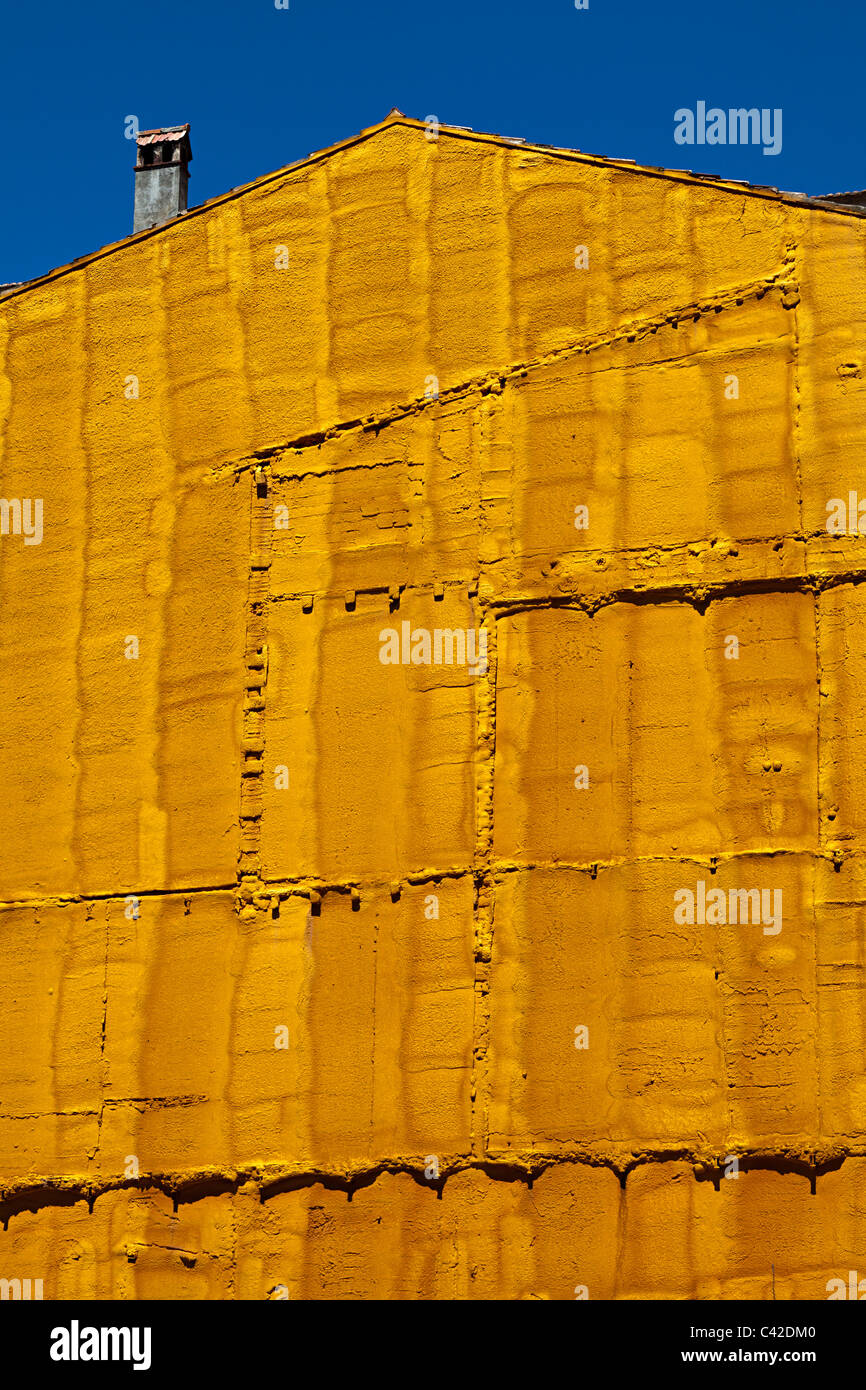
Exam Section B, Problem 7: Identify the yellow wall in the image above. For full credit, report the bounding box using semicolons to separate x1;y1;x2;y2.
1;114;865;1298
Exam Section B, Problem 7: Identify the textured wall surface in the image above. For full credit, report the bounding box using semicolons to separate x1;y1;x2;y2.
1;113;866;1299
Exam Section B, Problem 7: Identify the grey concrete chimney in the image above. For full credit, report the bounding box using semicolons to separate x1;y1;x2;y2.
133;125;192;232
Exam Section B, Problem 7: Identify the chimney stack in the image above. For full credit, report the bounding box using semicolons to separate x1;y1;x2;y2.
133;125;192;233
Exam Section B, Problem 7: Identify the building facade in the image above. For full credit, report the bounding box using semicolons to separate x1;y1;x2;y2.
1;113;865;1298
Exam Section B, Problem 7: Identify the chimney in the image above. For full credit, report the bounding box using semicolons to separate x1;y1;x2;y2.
133;125;192;233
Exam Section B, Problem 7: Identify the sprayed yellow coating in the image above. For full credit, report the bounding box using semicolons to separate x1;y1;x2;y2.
1;113;866;1298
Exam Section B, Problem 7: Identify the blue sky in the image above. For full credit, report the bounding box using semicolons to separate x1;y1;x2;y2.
1;0;862;285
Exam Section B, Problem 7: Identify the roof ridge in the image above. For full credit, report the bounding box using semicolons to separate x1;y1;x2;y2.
2;110;864;302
